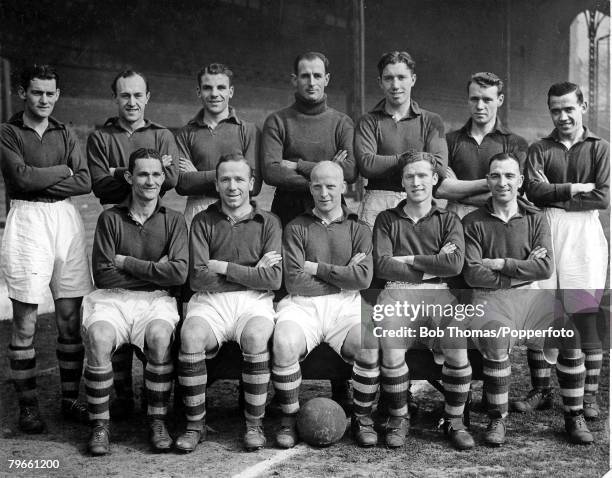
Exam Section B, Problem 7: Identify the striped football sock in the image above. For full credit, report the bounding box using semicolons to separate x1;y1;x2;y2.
527;349;552;391
84;363;113;423
178;351;207;428
352;360;379;417
381;362;409;417
8;344;38;406
557;354;586;413
272;362;302;416
145;359;173;420
442;361;472;419
242;352;271;423
111;344;134;401
483;357;510;418
57;337;84;400
584;348;603;395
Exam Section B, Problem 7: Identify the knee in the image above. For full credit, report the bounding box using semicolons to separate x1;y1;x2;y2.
482;348;508;362
355;347;379;366
442;348;468;367
381;348;405;369
86;323;115;364
272;326;303;366
12;319;36;343
145;323;173;359
240;325;272;354
180;320;207;353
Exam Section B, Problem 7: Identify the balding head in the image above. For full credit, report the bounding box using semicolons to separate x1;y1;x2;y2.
309;161;346;219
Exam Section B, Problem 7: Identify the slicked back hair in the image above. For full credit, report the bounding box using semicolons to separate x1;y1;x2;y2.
215;152;252;178
197;63;234;86
467;72;504;95
19;64;59;91
547;81;584;106
293;52;330;74
377;51;415;77
399;150;437;175
111;70;149;96
128;148;163;173
488;152;521;170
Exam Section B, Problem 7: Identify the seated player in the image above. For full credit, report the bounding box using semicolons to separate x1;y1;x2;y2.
176;153;282;453
272;161;377;449
462;152;592;446
1;65;93;433
373;151;472;450
83;148;188;455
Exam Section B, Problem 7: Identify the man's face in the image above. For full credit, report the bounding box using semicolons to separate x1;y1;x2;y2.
309;164;346;215
292;58;329;103
378;62;416;108
468;82;504;127
19;78;60;120
548;92;586;139
198;73;233;116
114;74;150;124
125;157;164;202
215;160;253;210
487;158;523;205
402;160;438;205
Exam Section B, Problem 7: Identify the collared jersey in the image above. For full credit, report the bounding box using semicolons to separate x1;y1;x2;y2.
446;118;528;180
92;197;188;291
373;201;464;283
354;99;447;191
1;112;91;201
462;199;553;289
524;127;609;211
175;108;262;197
87;117;179;204
189;201;282;293
283;206;373;296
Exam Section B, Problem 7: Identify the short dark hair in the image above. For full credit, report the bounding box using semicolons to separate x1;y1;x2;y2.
377;51;415;77
399;150;437;175
547;81;584;106
293;52;330;75
128;148;163;173
488;152;521;169
467;72;504;95
19;64;59;91
215;152;252;178
197;63;234;86
111;70;149;96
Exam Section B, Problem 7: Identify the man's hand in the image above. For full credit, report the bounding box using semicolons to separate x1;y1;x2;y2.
207;260;229;275
114;254;127;270
348;252;366;266
439;242;457;254
158;255;169;263
445;167;457;180
162;154;173;168
281;159;298;170
535;169;550;183
332;150;348;163
527;246;547;260
179;157;197;173
391;255;415;265
570;182;595;195
256;251;282;268
304;260;318;275
109;167;116;176
482;258;505;271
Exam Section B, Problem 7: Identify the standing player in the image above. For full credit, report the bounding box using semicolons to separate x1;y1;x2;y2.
271;161;377;448
83;148;188;455
175;63;261;226
463;152;592;445
261;51;356;227
518;82;609;419
436;72;528;219
354;51;447;229
373;151;472;450
261;51;356;404
87;69;180;418
175;153;282;453
1;65;93;432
